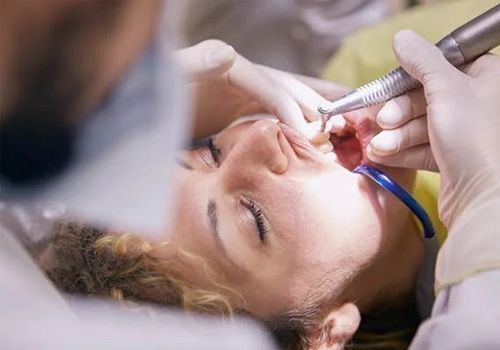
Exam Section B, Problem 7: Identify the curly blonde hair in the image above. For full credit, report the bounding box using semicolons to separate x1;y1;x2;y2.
39;222;420;350
40;222;238;316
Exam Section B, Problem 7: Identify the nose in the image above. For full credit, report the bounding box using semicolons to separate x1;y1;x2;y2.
221;120;289;189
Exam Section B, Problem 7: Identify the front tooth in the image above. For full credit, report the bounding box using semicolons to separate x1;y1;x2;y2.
328;115;347;133
318;140;334;153
312;132;330;144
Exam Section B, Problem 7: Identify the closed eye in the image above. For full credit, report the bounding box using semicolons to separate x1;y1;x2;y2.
188;137;222;168
240;198;268;242
208;137;221;167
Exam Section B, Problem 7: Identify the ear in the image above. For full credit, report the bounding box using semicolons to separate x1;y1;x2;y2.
310;302;361;350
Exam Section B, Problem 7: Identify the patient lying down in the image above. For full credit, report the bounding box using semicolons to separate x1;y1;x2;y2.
38;115;432;350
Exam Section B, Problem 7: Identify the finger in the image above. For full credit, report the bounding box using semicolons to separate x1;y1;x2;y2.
462;53;500;78
174;40;236;81
229;55;311;137
370;116;428;155
367;143;437;171
393;30;463;87
377;89;426;129
258;65;332;122
289;73;350;100
325;114;347;134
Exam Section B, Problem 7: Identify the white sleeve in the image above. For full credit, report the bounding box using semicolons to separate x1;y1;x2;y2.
410;199;500;349
410;270;500;350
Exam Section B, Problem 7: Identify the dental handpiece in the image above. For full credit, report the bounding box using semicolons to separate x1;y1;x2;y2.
318;4;500;121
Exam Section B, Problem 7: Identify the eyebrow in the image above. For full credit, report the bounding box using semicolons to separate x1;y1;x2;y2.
207;199;239;268
176;157;193;170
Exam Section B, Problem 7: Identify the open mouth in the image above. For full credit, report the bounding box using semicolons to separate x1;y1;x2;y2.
279;123;363;172
278;108;377;173
329;109;379;171
329;128;364;171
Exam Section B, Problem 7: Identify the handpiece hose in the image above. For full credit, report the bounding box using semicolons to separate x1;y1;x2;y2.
319;4;500;117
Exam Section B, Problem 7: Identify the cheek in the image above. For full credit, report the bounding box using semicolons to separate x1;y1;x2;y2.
300;180;386;269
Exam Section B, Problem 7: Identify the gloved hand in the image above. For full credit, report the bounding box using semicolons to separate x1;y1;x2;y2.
174;40;347;139
367;30;500;227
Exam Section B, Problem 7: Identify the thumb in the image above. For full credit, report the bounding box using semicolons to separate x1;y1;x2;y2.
174;40;236;81
393;30;460;85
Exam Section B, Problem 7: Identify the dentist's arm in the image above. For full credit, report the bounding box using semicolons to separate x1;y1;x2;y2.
369;30;500;349
174;40;347;139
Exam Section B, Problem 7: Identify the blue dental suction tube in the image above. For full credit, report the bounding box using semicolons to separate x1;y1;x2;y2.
354;165;435;239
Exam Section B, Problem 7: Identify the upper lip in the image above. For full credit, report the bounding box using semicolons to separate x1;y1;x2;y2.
278;123;322;161
279;121;366;173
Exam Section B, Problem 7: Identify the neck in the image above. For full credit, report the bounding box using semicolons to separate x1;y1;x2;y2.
346;216;424;312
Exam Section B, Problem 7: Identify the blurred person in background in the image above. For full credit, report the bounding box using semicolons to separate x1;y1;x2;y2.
183;0;437;76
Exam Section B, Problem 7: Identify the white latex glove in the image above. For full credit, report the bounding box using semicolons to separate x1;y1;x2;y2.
174;40;346;139
368;30;500;227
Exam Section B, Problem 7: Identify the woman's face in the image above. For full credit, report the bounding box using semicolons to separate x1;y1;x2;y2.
168;116;415;317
